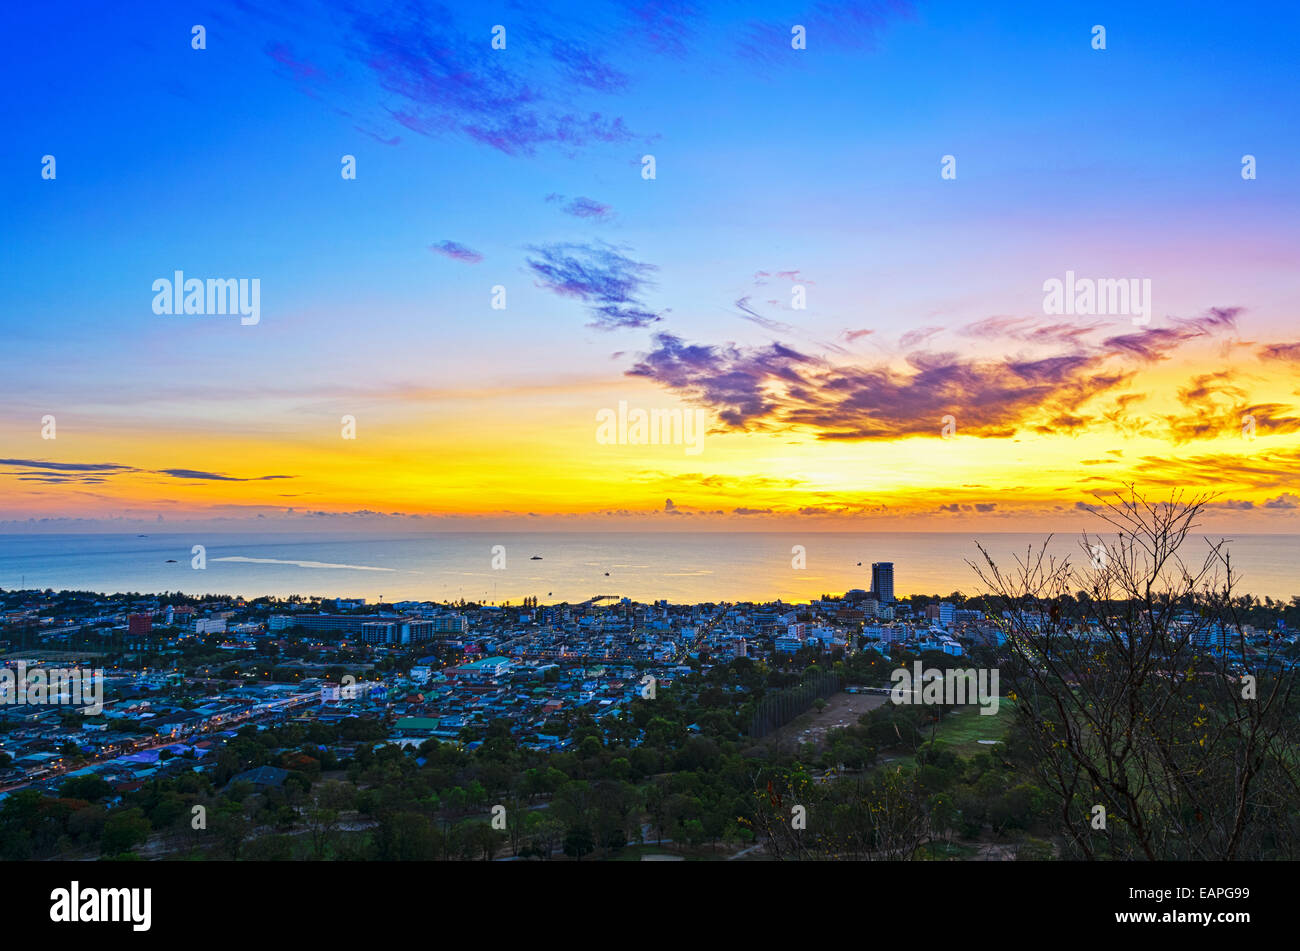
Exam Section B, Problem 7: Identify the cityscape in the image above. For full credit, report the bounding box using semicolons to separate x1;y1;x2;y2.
4;525;1298;863
3;0;1294;932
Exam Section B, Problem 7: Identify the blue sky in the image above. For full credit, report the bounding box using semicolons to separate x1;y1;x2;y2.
3;1;1299;530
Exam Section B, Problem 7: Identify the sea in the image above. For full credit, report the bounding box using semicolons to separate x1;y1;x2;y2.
0;532;1296;605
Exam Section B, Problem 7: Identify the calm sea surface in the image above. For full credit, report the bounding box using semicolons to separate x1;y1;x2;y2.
0;532;1296;604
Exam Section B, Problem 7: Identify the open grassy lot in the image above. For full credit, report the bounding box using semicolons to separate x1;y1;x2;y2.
751;691;891;755
928;703;1011;758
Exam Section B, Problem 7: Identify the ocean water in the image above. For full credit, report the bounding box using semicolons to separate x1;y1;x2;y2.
0;532;1296;604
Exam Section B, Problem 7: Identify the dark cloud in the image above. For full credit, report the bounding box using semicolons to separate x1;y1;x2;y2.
546;194;614;220
622;0;703;58
0;459;132;473
429;240;483;263
1101;327;1200;362
1174;306;1242;335
1263;493;1300;509
626;304;1260;442
734;296;795;334
627;332;1124;439
526;241;661;329
0;460;293;487
549;38;630;92
159;470;294;482
348;2;637;157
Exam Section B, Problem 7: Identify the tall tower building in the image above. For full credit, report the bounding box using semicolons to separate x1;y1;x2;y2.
870;562;895;603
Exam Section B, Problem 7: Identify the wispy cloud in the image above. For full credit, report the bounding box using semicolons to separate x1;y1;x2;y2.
1260;341;1300;362
0;460;295;486
348;1;638;156
0;459;132;473
546;193;615;220
526;240;662;329
429;240;483;263
159;470;294;482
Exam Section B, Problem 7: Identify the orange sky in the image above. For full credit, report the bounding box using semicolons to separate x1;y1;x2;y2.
5;334;1299;534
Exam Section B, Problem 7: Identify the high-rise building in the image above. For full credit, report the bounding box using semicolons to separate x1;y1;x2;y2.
128;614;153;635
870;562;895;603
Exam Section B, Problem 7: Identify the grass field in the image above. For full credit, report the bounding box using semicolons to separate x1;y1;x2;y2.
927;704;1012;758
876;703;1012;772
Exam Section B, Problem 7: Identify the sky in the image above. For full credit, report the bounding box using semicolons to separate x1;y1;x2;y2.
2;0;1298;533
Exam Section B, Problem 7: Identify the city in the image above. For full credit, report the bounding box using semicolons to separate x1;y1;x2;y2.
3;548;1297;862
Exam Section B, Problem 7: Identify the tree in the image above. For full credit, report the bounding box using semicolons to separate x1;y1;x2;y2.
563;826;594;860
971;487;1300;860
100;808;151;856
375;811;441;861
304;781;354;860
60;775;113;803
209;802;254;860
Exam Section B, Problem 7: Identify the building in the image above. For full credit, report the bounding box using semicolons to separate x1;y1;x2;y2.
294;614;372;635
870;563;895;603
1191;626;1232;650
431;614;468;635
358;619;437;645
226;765;289;791
194;618;226;635
127;614;152;636
359;621;396;645
455;656;514;682
926;602;955;628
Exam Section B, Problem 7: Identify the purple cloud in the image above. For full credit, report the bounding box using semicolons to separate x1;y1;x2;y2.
547;193;615;220
346;2;638;157
430;240;483;264
526;241;661;329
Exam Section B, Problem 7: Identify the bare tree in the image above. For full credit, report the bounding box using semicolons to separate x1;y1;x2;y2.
970;487;1300;860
